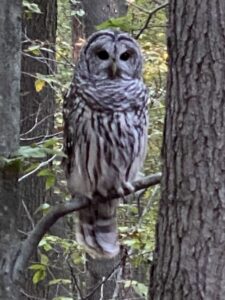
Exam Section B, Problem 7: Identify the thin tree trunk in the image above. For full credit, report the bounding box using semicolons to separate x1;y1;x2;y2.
149;1;225;299
0;0;21;299
19;1;57;298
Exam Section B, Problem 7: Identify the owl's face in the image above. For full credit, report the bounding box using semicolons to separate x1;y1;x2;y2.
80;30;143;81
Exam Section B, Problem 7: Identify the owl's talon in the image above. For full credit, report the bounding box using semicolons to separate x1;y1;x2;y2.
122;182;135;194
117;187;124;197
116;182;134;196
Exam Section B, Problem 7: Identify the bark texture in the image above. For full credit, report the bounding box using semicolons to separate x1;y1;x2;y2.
0;0;21;156
0;0;21;299
149;1;225;299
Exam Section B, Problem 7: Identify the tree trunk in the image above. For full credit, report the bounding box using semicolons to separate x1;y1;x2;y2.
19;0;57;227
72;0;127;61
0;0;21;299
19;1;57;298
85;255;122;300
149;1;225;299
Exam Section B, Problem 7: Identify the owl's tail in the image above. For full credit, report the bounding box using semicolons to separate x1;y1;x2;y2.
76;198;120;258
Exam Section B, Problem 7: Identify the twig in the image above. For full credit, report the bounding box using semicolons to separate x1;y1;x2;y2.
138;185;160;227
13;173;161;282
18;153;57;182
22;200;35;229
128;2;150;14
20;131;63;142
100;276;105;300
112;265;123;299
135;2;168;39
20;113;54;137
67;259;84;300
22;51;73;67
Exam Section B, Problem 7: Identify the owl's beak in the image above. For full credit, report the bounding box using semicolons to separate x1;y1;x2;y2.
110;60;117;77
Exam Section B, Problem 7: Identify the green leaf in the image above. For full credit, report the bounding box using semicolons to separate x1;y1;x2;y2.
124;280;148;297
34;203;51;215
24;162;40;173
37;169;56;190
118;226;129;233
35;73;63;87
42;137;59;148
25;44;42;55
71;9;85;17
38;237;53;251
23;0;42;14
96;16;133;31
45;175;56;190
16;146;47;158
44;235;59;243
48;279;71;286
29;264;46;271
133;282;148;297
37;168;53;177
40;254;49;265
32;270;46;284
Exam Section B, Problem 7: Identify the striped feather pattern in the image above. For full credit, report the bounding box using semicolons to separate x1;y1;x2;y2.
63;30;148;258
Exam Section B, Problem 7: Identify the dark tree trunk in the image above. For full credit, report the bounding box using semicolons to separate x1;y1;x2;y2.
82;0;127;36
72;0;127;61
85;255;122;300
19;1;57;298
0;0;21;299
19;0;57;228
149;1;225;299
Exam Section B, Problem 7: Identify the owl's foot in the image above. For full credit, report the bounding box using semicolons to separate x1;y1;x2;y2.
117;181;135;197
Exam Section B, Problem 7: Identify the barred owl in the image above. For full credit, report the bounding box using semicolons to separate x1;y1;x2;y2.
63;30;148;258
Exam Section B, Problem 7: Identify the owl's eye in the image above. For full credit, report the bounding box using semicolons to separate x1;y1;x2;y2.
97;50;109;60
120;51;130;61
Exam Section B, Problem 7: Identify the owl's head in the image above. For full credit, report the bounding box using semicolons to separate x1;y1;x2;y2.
77;30;143;81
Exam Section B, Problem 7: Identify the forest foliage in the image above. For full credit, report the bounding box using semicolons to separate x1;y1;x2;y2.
17;0;168;298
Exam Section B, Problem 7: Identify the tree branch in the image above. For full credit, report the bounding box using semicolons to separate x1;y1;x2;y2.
135;2;168;39
13;172;161;282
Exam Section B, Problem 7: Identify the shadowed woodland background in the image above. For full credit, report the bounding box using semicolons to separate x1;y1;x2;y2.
1;0;225;300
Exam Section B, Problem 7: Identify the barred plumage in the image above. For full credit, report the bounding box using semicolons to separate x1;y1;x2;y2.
63;30;148;258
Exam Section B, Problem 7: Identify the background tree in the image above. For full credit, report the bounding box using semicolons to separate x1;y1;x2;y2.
149;1;225;299
0;0;21;299
71;0;127;61
18;1;60;299
19;0;57;232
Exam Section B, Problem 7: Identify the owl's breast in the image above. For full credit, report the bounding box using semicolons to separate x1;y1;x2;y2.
66;95;148;198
